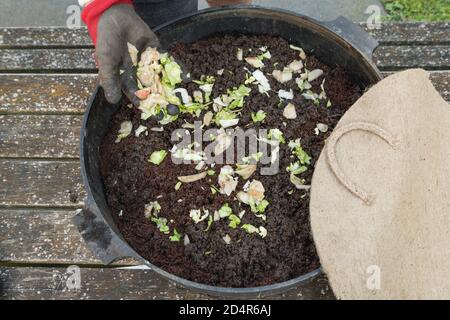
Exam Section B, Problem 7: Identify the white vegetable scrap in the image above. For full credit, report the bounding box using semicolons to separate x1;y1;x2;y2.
195;161;206;171
173;88;192;105
135;125;148;137
190;209;209;224
237;180;269;216
223;234;231;245
139;93;169;120
218;165;238;196
150;127;164;132
271;146;280;164
245;57;264;69
115;121;132;143
289;44;307;60
140;47;160;66
287;60;303;73
302;91;319;101
307;69;324;82
258;226;268;238
268;128;285;144
237;180;265;205
213;96;229;108
237;48;243;61
290;174;311;190
199;83;214;95
278;89;294;100
235;164;257;180
283;103;297;119
272;69;293;84
242;152;263;165
203;111;214;127
243;180;251;192
183;234;190;246
295;77;312;91
144;201;161;219
258;50;272;60
247;180;265;202
242;224;267;238
193;90;204;104
214;129;232;156
319;79;327;100
314;123;329;135
220;118;239;128
178;172;208;183
137;53;163;91
127;42;139;66
172;145;205;162
252;70;271;93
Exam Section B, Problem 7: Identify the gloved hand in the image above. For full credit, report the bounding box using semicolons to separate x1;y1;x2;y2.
96;4;160;105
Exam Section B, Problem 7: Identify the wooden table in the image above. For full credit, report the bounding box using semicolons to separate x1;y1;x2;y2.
0;22;448;300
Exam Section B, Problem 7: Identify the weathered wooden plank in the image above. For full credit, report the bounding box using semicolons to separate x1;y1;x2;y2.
0;209;99;264
429;71;450;101
0;74;95;114
363;22;450;45
373;45;450;70
0;72;448;159
0;46;448;72
0;27;92;48
0;23;449;47
0;267;333;300
0;160;84;207
0;72;448;116
0;115;81;158
0;209;332;299
0;48;95;72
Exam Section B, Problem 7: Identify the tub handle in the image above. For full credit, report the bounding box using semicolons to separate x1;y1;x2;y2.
323;16;379;60
73;196;141;265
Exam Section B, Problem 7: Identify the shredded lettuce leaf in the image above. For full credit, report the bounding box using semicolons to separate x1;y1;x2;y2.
169;228;181;242
163;60;182;86
268;129;285;144
287;161;308;175
251;110;267;123
248;198;269;214
218;203;233;218
242;224;258;234
149;150;168;165
228;214;241;229
288;139;311;165
227;85;251;109
151;217;170;234
214;109;237;126
115;121;132;143
204;216;213;232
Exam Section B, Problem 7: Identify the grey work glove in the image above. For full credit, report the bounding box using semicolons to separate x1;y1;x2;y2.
96;4;160;105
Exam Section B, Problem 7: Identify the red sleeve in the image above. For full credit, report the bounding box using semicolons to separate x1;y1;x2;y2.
82;0;134;46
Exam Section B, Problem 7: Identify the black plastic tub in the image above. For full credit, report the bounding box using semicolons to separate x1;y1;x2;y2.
75;6;382;297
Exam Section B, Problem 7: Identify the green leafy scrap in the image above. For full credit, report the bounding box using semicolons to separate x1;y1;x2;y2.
169;228;182;242
149;150;168;165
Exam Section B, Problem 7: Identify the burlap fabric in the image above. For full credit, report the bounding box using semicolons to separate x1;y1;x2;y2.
310;69;450;300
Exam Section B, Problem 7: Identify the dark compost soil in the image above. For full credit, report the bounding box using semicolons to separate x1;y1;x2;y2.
99;34;362;287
